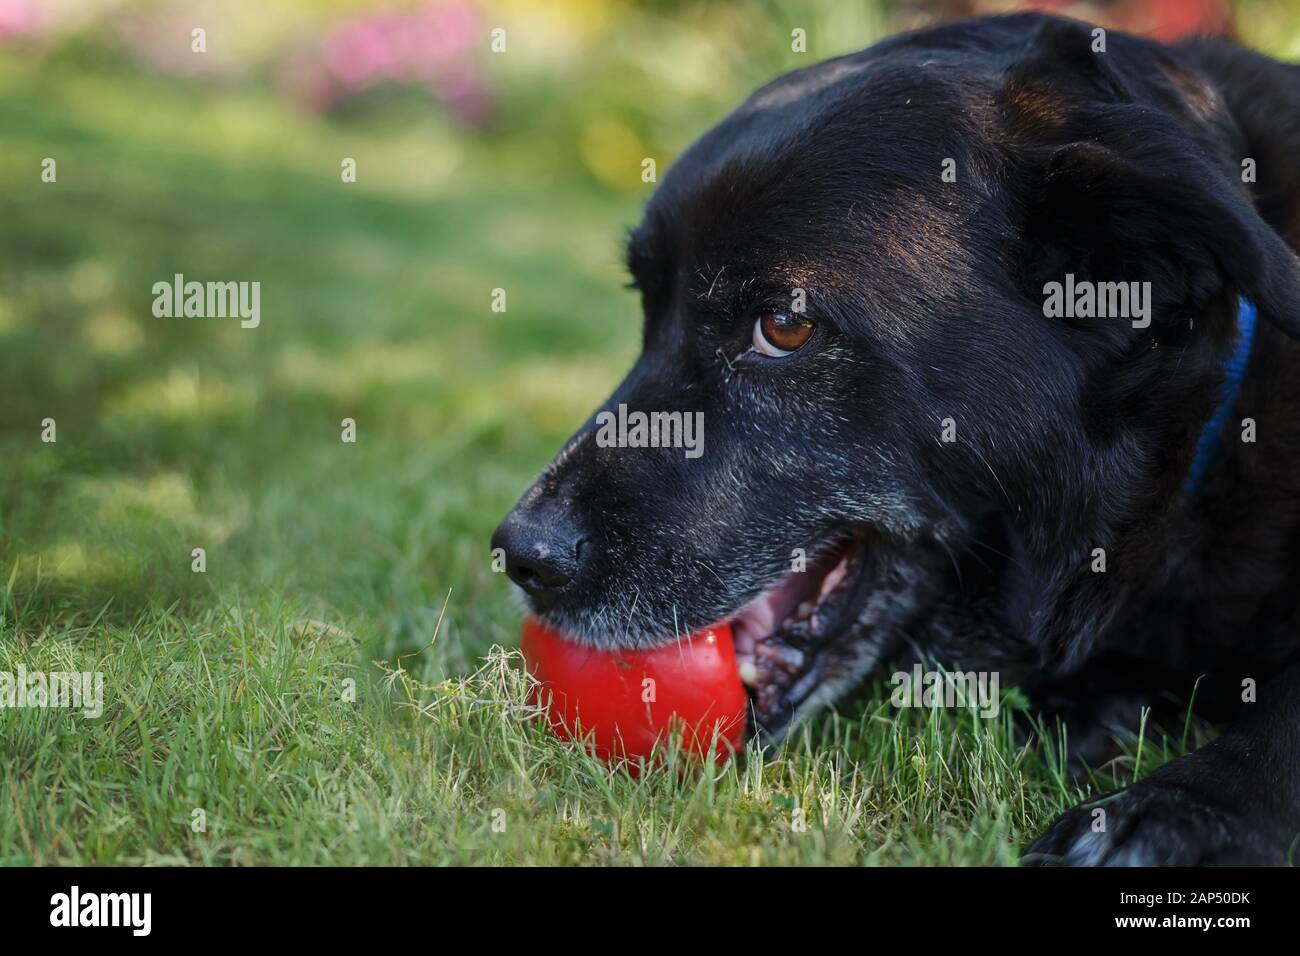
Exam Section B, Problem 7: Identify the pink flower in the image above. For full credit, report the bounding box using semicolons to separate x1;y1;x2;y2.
305;1;492;127
0;0;45;43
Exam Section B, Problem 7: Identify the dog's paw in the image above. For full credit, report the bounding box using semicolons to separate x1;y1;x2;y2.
1022;783;1287;866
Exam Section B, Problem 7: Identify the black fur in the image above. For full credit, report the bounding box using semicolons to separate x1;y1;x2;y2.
493;13;1300;866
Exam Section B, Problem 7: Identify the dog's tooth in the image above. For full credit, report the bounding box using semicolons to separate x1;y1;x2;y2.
756;641;805;671
738;658;761;688
796;601;816;619
818;555;850;601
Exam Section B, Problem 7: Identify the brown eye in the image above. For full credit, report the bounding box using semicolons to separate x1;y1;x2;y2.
752;310;815;356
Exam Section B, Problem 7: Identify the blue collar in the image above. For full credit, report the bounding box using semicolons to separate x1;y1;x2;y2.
1183;298;1257;496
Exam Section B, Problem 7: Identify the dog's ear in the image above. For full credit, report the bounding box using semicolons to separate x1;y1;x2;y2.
1001;53;1300;666
1017;103;1300;342
1006;16;1136;114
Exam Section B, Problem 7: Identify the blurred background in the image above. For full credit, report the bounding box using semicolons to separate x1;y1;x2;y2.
3;0;1300;675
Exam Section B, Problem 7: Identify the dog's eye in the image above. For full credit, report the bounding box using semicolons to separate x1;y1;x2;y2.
752;310;815;357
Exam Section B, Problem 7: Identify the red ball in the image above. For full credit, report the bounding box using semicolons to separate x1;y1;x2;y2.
520;617;748;766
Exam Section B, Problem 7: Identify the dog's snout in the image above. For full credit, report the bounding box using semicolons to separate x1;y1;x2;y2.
491;498;587;601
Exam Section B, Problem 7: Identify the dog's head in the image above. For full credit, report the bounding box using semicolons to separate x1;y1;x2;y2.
493;14;1300;739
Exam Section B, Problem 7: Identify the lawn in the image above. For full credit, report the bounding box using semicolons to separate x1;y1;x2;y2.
0;3;1244;866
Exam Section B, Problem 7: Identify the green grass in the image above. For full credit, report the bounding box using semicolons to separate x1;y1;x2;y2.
0;33;1217;866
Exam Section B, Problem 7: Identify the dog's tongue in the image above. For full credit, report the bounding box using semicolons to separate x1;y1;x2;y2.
733;578;802;649
731;545;850;687
733;573;803;686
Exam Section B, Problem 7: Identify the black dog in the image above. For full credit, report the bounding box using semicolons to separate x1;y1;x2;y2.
493;13;1300;865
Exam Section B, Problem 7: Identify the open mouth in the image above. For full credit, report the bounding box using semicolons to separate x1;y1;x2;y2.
731;529;868;734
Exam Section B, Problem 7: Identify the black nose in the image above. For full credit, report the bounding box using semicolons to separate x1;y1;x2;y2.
491;498;587;601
